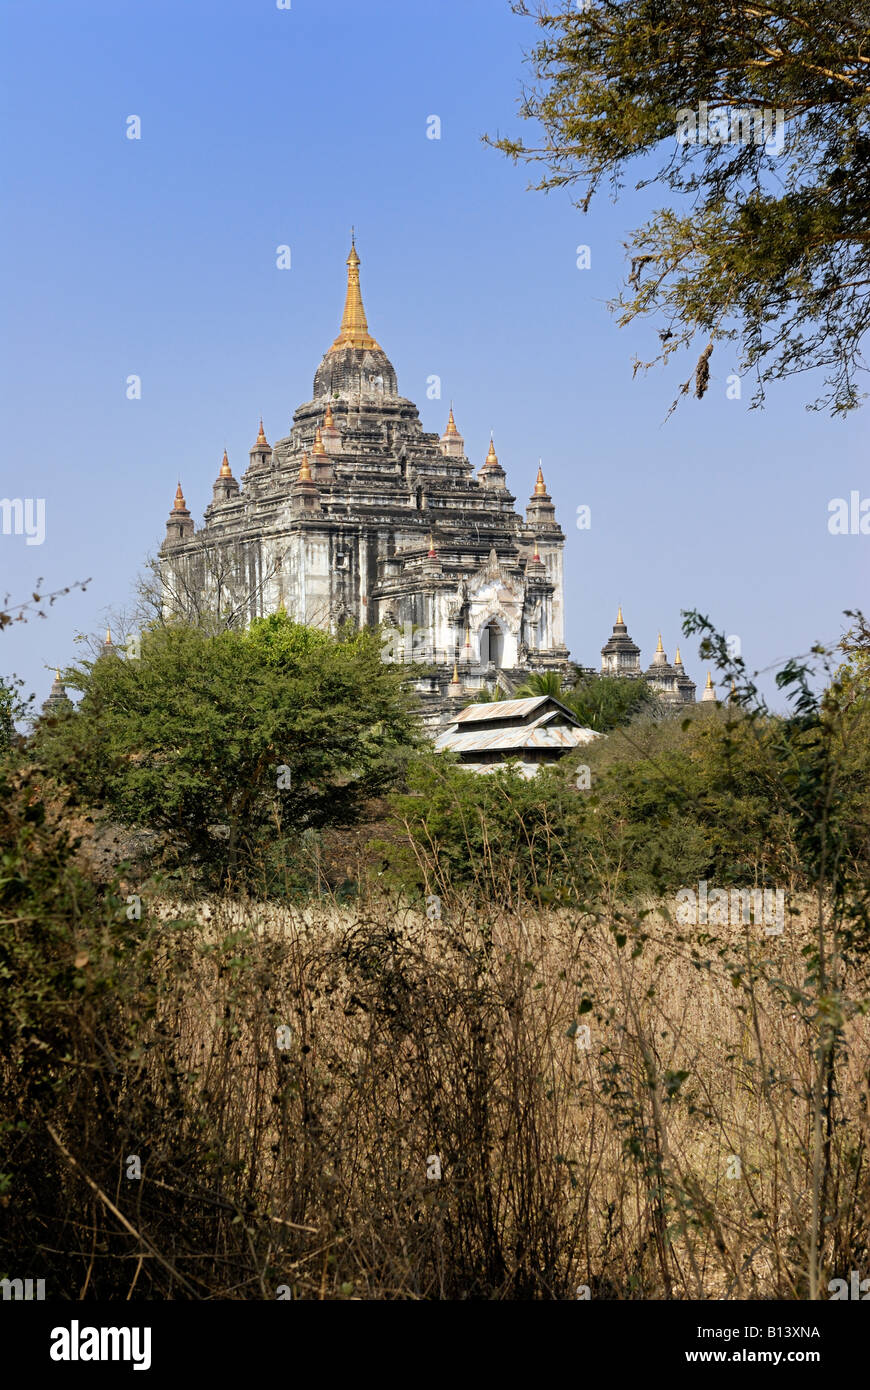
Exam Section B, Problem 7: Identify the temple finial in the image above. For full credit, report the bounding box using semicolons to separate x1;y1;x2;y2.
298;453;312;482
656;632;664;653
534;464;547;496
705;671;713;688
331;237;380;352
173;481;186;510
219;448;232;478
484;436;498;469
616;605;623;625
256;418;268;446
445;405;459;436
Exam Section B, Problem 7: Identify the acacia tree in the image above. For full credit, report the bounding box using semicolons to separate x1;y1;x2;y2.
490;1;870;414
32;614;421;883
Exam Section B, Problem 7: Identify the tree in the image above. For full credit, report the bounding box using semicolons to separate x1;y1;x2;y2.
0;578;90;633
512;670;565;698
136;540;283;634
490;1;870;415
32;614;422;883
567;672;659;731
0;676;31;752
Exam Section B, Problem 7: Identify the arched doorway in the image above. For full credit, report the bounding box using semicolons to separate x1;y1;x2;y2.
479;619;504;668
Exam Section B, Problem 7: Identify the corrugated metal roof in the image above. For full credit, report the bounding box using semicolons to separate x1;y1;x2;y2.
456;696;549;723
456;696;581;725
434;724;600;754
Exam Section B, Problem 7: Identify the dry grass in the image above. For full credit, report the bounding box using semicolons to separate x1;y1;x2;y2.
33;886;861;1300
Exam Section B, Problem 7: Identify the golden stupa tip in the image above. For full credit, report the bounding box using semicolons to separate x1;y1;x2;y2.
173;481;186;509
324;402;335;429
534;464;547;496
331;237;379;352
55;667;60;681
705;671;713;688
256;418;267;445
451;661;460;684
313;425;326;456
105;627;112;645
656;632;664;653
616;605;624;625
675;645;683;665
445;406;459;436
484;436;498;468
298;452;312;482
219;448;232;478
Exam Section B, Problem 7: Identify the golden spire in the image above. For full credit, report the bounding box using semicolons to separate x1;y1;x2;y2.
705;671;713;689
298;453;312;482
428;532;437;558
219;448;232;478
533;464;547;496
656;633;664;654
445;406;459;436
330;239;381;353
173;482;186;510
324;402;336;430
616;605;624;625
55;668;61;682
256;418;268;446
483;436;498;469
674;645;683;666
450;660;460;684
313;426;327;457
105;627;112;646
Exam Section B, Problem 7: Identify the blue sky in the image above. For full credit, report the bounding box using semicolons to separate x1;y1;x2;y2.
0;0;865;712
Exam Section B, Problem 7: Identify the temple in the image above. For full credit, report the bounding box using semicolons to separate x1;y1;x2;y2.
157;239;702;728
159;239;570;727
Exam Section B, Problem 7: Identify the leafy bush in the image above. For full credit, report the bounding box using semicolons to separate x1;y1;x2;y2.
32;615;421;884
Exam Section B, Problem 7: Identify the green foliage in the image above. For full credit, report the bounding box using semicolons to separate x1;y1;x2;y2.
512;671;565;699
384;616;870;908
32;615;421;883
490;1;870;414
567;673;659;732
0;676;30;752
471;671;658;730
382;756;589;905
0;764;143;1104
467;682;510;704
